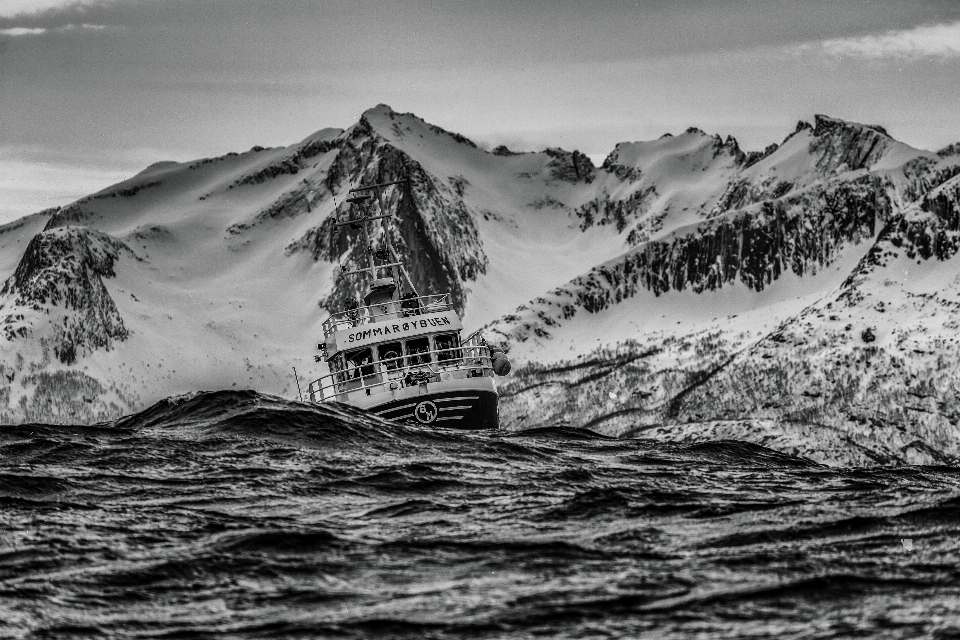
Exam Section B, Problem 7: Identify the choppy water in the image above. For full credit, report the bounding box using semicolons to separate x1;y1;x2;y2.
3;390;960;639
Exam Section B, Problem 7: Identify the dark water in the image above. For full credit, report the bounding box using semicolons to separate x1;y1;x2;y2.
3;391;960;639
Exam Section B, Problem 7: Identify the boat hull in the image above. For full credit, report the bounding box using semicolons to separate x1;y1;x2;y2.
346;377;500;430
372;388;498;430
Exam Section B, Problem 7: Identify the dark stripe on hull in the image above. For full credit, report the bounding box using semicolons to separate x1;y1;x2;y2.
371;390;499;430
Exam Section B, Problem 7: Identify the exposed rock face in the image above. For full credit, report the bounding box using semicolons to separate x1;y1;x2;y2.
232;138;342;187
495;182;960;465
4;103;960;438
744;143;780;168
893;176;960;261
493;150;960;465
897;156;960;204
544;148;596;183
600;155;643;182
286;115;487;314
44;202;96;231
227;185;317;235
809;114;893;173
937;142;960;158
588;128;753;239
655;184;960;465
576;186;657;232
709;117;906;219
0;226;130;364
489;174;893;344
712;177;794;217
233;157;302;186
588;175;888;303
486;112;960;350
426;122;479;148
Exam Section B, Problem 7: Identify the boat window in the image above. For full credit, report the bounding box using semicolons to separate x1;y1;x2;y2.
434;333;461;362
344;348;375;380
406;337;432;366
377;342;403;371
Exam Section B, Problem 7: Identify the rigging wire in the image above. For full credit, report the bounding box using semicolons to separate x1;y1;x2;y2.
331;195;342;275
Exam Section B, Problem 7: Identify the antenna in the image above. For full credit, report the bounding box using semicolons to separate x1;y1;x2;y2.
292;367;303;402
331;195;342;274
332;179;412;290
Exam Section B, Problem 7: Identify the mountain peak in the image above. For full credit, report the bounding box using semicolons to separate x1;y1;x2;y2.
363;103;397;118
358;104;479;150
813;114;890;138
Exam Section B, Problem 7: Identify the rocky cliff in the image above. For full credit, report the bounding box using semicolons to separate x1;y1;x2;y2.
0;104;607;422
284;113;487;314
485;116;953;352
3;103;960;461
0;226;130;364
492;141;960;465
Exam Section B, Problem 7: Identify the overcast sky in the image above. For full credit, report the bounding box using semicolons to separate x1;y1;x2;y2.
3;0;960;221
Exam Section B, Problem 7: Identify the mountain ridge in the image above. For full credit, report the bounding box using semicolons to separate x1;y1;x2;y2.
1;104;960;467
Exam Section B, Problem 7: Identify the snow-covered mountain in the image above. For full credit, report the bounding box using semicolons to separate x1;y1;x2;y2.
490;118;960;465
2;104;960;466
0;105;639;422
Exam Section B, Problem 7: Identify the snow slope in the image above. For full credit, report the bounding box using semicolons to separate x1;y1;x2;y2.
0;106;633;421
2;102;959;458
496;164;960;465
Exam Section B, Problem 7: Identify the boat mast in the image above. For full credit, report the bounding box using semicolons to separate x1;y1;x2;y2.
333;179;418;298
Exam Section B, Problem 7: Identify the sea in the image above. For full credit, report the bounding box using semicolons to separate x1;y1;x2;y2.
3;390;960;639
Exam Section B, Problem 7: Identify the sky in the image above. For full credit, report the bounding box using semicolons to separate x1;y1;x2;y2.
3;0;960;222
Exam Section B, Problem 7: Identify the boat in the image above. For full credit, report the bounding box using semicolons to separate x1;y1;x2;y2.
306;179;509;429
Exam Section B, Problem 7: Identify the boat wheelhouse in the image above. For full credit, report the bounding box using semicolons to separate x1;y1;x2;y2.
306;180;506;429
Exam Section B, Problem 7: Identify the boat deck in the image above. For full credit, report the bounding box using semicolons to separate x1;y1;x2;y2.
308;334;496;404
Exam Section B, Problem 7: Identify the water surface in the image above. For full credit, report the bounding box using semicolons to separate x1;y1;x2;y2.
3;391;960;638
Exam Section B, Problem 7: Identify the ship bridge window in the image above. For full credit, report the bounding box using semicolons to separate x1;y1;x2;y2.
377;342;403;371
434;333;462;363
406;337;432;366
344;348;375;380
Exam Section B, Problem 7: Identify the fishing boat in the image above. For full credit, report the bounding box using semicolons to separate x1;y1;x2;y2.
306;179;509;429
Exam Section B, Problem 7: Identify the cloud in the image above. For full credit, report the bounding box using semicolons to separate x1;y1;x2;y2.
0;0;92;18
0;25;42;34
797;20;960;60
0;22;107;35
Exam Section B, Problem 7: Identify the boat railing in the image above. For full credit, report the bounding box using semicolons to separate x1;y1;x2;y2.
322;293;453;336
307;336;493;403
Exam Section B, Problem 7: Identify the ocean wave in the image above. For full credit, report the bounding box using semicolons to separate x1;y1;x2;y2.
5;390;960;639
